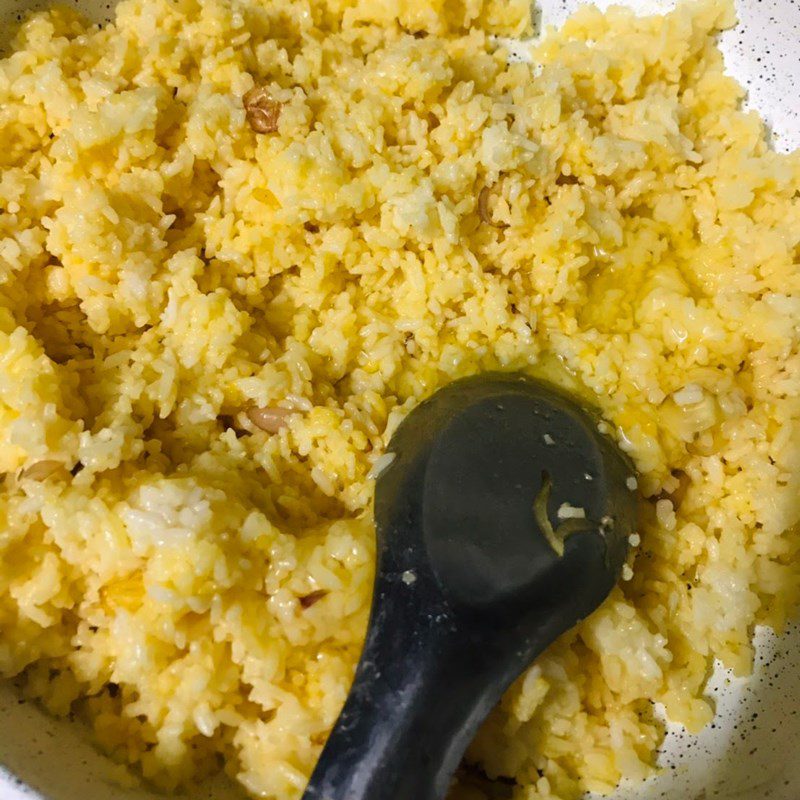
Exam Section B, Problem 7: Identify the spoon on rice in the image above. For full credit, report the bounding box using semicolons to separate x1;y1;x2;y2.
302;372;638;800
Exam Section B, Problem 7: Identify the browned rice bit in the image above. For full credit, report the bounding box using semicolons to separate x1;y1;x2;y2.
243;85;282;134
299;590;329;609
246;405;292;433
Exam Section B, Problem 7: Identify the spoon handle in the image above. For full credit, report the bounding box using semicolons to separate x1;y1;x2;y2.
301;582;520;800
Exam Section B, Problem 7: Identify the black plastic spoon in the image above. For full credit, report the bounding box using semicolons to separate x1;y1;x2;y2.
302;372;637;800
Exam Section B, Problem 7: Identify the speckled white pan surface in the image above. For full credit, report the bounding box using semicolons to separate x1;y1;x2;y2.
0;0;798;798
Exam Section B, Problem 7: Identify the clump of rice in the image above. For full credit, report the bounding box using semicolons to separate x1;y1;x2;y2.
0;0;798;797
